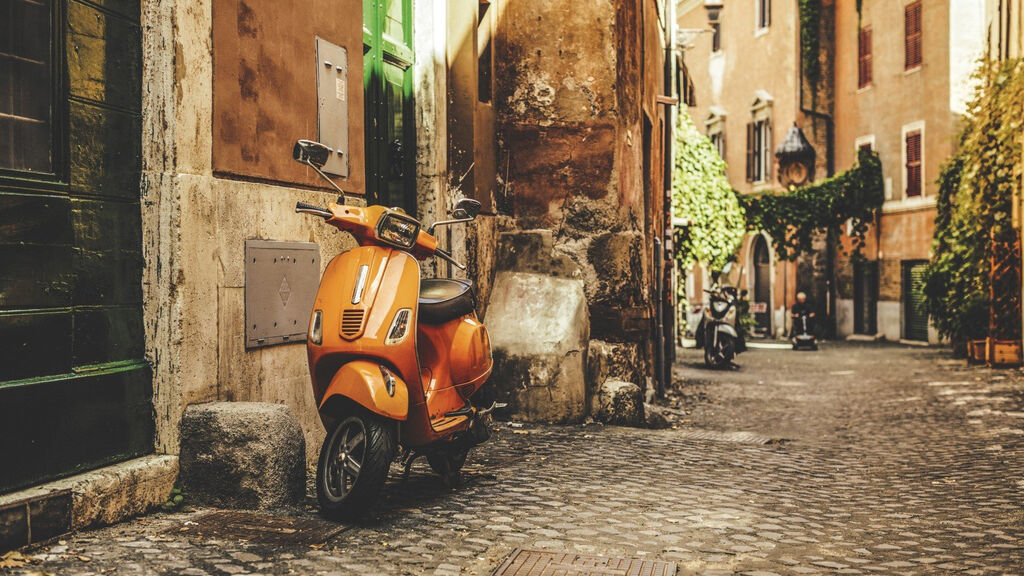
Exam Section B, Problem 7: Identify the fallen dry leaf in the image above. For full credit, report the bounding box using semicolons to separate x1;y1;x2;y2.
0;551;34;568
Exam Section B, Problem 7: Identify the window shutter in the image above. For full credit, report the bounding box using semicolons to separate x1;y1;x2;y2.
858;27;872;88
905;2;922;69
905;130;922;197
746;122;755;182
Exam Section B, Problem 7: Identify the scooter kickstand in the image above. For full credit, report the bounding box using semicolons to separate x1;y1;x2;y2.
400;450;422;484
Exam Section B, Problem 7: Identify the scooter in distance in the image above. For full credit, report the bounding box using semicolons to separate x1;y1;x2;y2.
696;285;746;369
293;140;498;520
791;311;818;350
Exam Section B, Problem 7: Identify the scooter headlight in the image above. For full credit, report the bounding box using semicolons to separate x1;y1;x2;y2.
309;310;323;345
376;212;420;249
711;300;729;314
385;308;411;345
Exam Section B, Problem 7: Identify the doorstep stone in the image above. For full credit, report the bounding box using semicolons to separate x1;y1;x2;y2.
0;454;178;551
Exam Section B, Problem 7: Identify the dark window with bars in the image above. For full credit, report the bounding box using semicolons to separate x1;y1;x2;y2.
858;27;872;88
710;131;725;159
904;1;922;69
905;130;922;197
758;0;771;29
0;0;54;173
746;120;770;183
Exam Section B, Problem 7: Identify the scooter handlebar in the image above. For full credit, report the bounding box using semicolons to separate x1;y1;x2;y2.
295;201;332;219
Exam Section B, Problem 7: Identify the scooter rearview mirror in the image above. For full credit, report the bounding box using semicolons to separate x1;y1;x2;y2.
453;198;482;220
293;139;331;168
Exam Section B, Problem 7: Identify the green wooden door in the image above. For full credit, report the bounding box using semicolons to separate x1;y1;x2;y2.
363;0;416;214
0;0;152;494
903;260;929;342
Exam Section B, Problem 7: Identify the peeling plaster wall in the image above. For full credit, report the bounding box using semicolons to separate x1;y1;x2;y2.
493;0;668;387
142;0;353;465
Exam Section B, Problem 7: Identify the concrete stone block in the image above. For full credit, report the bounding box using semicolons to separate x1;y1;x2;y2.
487;271;589;423
179;402;305;509
644;403;672;430
586;339;644;416
594;380;644;427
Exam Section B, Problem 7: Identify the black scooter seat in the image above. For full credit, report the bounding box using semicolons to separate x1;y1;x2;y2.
419;279;476;324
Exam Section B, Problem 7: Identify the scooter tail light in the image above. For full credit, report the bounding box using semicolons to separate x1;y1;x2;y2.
309;310;323;345
385;308;411;345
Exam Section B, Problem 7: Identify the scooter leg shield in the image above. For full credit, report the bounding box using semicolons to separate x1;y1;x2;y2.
319;360;409;421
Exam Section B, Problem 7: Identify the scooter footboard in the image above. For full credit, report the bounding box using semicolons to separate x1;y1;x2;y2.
320;360;409;421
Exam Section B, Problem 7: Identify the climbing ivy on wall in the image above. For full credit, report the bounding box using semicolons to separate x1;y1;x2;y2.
672;111;746;273
739;148;884;261
799;0;821;86
923;58;1024;348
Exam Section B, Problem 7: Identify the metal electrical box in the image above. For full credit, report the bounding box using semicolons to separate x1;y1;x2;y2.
245;240;321;349
316;37;349;177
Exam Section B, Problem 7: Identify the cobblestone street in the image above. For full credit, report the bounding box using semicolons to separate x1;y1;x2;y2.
11;342;1024;575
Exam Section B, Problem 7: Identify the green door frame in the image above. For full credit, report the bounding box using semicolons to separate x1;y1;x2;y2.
363;0;416;215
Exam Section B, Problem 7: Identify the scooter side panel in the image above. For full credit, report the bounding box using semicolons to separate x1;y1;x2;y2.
319;360;409;420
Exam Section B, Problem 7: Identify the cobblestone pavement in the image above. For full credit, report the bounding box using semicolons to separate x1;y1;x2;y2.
10;342;1024;575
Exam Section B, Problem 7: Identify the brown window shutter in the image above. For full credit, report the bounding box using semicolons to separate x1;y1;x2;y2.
858;27;872;88
905;1;922;69
906;130;922;197
746;122;755;182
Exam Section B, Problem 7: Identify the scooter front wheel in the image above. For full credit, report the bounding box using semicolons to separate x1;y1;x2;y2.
317;412;395;520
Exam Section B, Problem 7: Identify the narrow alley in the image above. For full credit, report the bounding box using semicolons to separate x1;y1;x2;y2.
14;342;1024;575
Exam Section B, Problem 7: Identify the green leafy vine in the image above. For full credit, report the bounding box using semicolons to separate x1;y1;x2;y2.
800;0;821;86
672;110;746;273
739;148;884;261
923;58;1024;348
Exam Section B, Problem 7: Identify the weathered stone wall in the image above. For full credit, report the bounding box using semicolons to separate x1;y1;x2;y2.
493;0;666;395
142;0;354;466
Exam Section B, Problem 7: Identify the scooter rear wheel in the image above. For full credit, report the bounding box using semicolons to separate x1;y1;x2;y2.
317;412;395;520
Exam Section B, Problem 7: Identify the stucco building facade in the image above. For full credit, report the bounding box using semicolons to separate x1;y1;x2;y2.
679;0;987;344
677;0;825;338
833;0;985;344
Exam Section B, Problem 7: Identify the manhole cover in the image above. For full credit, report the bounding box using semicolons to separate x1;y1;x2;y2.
493;549;676;576
166;511;347;545
676;429;780;445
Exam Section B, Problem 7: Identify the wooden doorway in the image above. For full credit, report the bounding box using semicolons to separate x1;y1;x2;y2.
752;235;772;335
853;260;878;334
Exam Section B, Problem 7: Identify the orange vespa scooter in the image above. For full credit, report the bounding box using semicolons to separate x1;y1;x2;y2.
292;140;497;519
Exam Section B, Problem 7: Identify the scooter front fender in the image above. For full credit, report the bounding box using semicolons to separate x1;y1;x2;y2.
320;360;409;421
713;323;739;339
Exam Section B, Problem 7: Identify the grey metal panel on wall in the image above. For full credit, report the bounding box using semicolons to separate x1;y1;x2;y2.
244;240;320;348
316;37;349;177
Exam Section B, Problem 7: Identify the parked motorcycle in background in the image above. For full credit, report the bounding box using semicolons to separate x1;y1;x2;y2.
696;285;746;368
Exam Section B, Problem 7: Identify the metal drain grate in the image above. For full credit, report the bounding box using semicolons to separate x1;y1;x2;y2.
166;510;348;545
675;429;781;445
493;549;676;576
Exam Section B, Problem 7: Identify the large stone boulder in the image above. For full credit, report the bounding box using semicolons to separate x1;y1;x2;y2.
487;270;589;423
179;402;305;509
594;380;644;427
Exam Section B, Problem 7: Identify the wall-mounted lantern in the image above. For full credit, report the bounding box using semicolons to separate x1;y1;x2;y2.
775;123;816;188
704;0;724;23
